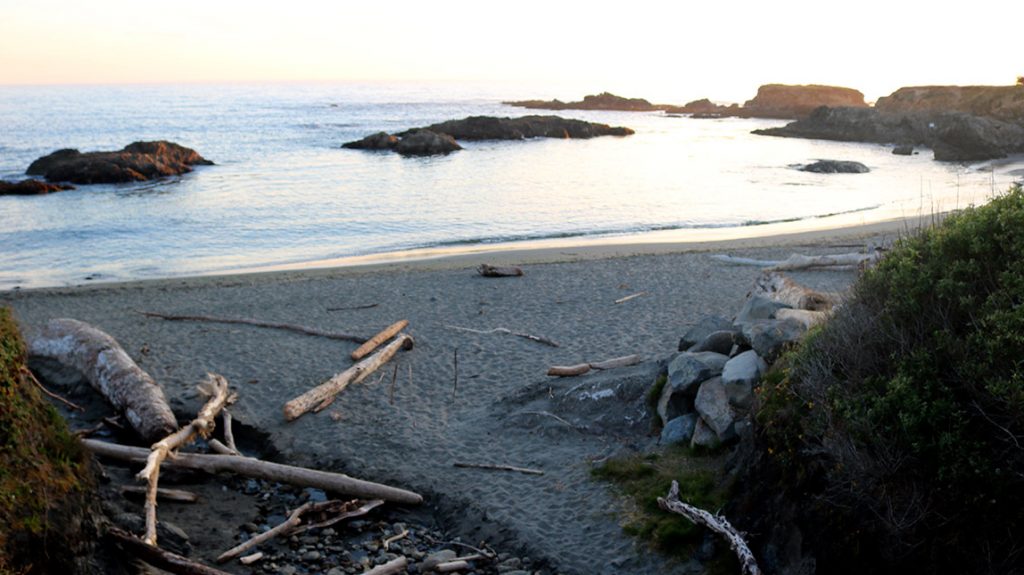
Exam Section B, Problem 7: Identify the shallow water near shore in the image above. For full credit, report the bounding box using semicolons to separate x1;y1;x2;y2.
1;82;1020;289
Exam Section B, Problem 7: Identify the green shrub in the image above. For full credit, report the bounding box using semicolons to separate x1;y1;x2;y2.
748;185;1024;573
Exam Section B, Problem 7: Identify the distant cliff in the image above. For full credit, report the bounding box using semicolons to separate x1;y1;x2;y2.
875;85;1024;121
741;84;868;119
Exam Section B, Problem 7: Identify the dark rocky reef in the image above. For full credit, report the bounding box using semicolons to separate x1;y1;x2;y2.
504;91;659;111
0;179;75;196
755;106;1024;162
27;141;213;184
798;160;870;174
343;115;634;156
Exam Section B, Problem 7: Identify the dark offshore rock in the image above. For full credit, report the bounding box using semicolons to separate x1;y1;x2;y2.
504;91;658;111
0;179;75;195
755;106;1024;162
417;115;634;140
341;131;398;150
799;160;870;174
892;145;914;155
26;141;213;184
393;129;462;156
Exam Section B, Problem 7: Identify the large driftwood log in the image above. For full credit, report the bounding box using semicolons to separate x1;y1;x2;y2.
27;318;177;442
351;320;409;361
83;439;423;505
138;374;235;545
106;526;231;575
284;333;414;421
139;311;368;343
658;480;761;575
751;271;837;311
711;251;879;271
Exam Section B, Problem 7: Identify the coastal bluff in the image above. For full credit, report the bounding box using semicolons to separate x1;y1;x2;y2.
27;141;213;184
876;85;1024;121
343;115;634;156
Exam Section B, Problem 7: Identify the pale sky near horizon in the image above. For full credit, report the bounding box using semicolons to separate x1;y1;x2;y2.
1;0;1020;103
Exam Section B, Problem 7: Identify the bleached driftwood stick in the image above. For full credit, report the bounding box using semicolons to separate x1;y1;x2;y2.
284;333;414;421
360;557;408;575
26;318;178;442
217;501;313;563
453;462;544;476
351;320;409;361
445;325;559;348
383;528;409;551
477;264;523;277
138;373;236;545
239;552;263;565
222;409;237;452
658;480;761;575
711;251;878;271
120;485;199;503
547;354;642;377
207;439;241;456
84;439;423;504
751;271;837;311
289;498;384;534
614;291;647;304
106;526;231;575
139;311;367;343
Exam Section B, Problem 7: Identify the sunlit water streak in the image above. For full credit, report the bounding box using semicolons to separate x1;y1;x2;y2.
1;82;1021;289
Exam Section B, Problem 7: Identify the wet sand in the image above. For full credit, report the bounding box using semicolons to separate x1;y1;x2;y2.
0;220;904;574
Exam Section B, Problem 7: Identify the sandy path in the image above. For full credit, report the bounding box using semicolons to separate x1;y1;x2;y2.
2;237;878;574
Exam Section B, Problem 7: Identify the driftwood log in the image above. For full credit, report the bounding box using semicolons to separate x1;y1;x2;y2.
106;526;231;575
711;251;879;271
658;480;761;575
477;264;523;277
751;271;837;311
83;439;423;505
351;320;409;361
217;501;314;563
284;333;414;421
27;318;177;442
547;354;641;377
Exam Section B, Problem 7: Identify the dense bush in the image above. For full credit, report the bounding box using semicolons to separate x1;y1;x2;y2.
745;185;1024;573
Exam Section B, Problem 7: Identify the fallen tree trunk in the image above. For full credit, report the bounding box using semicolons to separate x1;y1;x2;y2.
284;333;414;421
27;318;177;442
351;320;409;361
658;480;761;575
83;439;423;505
139;311;368;343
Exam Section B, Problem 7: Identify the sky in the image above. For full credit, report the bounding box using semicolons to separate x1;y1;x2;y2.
1;0;1021;103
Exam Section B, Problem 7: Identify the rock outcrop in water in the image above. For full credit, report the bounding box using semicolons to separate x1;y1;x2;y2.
875;85;1024;121
343;115;634;156
505;92;660;112
798;160;870;174
27;141;213;184
0;179;75;195
754;106;1024;162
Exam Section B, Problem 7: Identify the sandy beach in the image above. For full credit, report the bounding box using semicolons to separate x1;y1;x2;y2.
0;220;904;574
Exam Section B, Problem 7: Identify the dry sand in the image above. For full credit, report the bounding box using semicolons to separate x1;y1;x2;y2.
0;220;905;574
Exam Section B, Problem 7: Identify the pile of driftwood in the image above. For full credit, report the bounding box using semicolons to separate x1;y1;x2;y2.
28;317;419;575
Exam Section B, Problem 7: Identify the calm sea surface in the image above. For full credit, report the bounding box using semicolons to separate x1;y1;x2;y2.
1;82;1021;289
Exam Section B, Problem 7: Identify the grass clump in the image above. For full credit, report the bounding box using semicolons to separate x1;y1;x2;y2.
744;185;1024;573
0;307;96;574
592;447;727;557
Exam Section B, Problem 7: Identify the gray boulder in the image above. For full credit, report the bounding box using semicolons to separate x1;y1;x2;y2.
741;318;807;361
660;413;698;446
689;330;736;355
735;295;791;325
690;416;721;449
679;315;734;350
657;352;729;424
722;350;767;410
798;160;869;173
694;377;736;440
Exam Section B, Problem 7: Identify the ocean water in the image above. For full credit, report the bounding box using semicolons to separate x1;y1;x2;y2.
1;82;1021;289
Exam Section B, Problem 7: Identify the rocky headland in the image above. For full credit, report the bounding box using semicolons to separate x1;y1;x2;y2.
343;115;634;156
504;92;660;112
27;141;213;184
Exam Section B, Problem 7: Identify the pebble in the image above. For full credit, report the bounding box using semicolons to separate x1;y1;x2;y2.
302;550;321;562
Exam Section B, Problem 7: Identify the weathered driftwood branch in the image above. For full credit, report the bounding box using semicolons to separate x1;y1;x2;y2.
20;366;85;411
27;318;178;442
327;302;379;311
383;528;409;551
284;333;414;421
207;439;241;456
711;251;879;271
751;272;837;311
222;410;237;452
120;485;199;503
139;373;236;545
239;552;263;565
444;325;559;348
351;320;409;361
453;462;544;476
547;354;641;377
217;501;313;563
360;557;408;575
83;439;423;505
477;264;523;277
288;498;384;535
106;526;231;575
658;480;761;575
614;291;647;304
138;310;368;343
